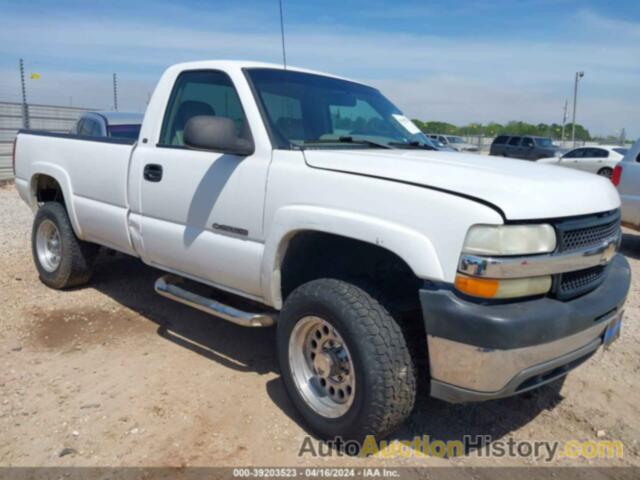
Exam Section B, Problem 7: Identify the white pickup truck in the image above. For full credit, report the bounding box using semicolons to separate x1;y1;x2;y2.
13;61;630;441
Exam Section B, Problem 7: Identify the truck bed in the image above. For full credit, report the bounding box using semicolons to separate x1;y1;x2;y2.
14;130;138;255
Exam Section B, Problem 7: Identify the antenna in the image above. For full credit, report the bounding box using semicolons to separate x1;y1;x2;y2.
278;0;287;69
112;73;119;111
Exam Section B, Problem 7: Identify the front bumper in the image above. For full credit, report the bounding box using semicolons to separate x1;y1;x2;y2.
421;254;630;403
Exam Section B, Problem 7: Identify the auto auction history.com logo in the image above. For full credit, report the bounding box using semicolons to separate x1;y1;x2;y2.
298;435;624;461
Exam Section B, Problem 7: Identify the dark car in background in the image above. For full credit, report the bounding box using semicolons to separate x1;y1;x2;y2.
73;112;143;140
490;135;558;160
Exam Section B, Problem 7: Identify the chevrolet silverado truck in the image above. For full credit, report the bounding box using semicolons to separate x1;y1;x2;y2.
12;61;630;441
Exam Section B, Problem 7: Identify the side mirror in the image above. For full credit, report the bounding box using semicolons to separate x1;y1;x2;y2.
184;116;254;156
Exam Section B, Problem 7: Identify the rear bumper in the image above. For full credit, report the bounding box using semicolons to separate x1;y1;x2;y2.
420;254;630;403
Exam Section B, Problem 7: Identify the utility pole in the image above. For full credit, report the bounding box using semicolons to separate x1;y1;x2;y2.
112;73;118;111
571;71;585;147
560;99;568;145
19;58;29;128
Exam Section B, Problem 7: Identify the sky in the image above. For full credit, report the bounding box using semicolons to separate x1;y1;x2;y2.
0;0;638;137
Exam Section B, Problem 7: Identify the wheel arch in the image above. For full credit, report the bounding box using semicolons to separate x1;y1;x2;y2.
261;205;443;309
28;164;83;238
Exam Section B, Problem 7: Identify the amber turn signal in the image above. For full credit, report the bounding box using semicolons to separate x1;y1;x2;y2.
455;273;552;299
454;275;499;298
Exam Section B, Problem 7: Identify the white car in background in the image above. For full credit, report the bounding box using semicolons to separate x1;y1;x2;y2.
427;134;479;153
613;139;640;230
538;145;628;178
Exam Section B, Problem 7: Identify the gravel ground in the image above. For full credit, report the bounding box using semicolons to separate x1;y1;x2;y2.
1;182;639;469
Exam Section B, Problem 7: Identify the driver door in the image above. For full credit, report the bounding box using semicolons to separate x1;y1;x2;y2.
135;70;269;298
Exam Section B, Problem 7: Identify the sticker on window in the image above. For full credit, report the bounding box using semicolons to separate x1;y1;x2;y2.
392;114;421;135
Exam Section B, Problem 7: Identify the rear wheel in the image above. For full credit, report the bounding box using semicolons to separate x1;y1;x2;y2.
32;202;99;289
597;167;613;179
277;279;416;441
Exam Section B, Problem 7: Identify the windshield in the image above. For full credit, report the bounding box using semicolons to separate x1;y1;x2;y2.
246;68;431;149
534;137;555;147
108;124;141;140
446;136;465;144
613;148;628;156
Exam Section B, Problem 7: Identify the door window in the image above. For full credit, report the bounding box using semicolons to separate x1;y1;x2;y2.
508;136;521;146
159;70;249;146
78;118;93;136
521;137;534;148
592;148;609;158
563;148;584;159
89;119;103;137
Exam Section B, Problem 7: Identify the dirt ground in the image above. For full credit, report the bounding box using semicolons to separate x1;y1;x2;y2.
1;182;639;470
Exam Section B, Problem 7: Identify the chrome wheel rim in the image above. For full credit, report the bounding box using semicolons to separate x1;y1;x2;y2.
288;316;356;418
36;219;62;272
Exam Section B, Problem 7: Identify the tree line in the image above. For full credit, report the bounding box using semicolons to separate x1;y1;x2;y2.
411;120;592;141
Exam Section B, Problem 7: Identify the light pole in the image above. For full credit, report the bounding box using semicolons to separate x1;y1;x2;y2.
571;71;584;147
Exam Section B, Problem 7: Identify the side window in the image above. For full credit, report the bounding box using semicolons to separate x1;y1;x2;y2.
78;118;92;136
508;136;521;146
567;148;585;158
159;70;249;146
89;119;103;137
493;135;508;145
595;148;609;158
521;137;534;147
438;136;447;144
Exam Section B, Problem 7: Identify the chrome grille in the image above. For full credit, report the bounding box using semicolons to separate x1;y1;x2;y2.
552;210;620;300
560;219;620;253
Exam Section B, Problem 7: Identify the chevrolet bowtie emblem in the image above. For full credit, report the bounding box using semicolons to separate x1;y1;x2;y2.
600;242;616;264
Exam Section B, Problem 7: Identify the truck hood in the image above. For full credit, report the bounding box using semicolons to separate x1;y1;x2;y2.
303;149;620;220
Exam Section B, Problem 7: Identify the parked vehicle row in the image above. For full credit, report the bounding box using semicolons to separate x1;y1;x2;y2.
538;146;628;178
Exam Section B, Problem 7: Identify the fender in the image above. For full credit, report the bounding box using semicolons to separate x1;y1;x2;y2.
27;162;84;239
261;205;444;309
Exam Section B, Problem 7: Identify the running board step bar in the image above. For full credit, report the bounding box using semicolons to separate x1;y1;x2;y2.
154;274;275;327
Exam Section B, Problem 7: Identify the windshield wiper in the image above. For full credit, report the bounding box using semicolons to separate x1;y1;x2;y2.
388;141;436;150
302;136;392;149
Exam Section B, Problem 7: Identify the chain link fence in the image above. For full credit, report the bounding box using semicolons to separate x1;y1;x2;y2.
0;101;95;181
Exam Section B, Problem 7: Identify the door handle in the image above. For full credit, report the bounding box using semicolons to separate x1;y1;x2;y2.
143;164;163;182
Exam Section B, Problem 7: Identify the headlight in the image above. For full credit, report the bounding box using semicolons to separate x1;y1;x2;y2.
462;224;556;256
456;224;557;299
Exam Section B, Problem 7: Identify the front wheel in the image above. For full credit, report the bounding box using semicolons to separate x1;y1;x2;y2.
277;279;416;442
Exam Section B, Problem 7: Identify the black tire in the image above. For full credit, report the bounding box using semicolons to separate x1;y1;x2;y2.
277;279;416;442
31;202;99;289
597;167;613;179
